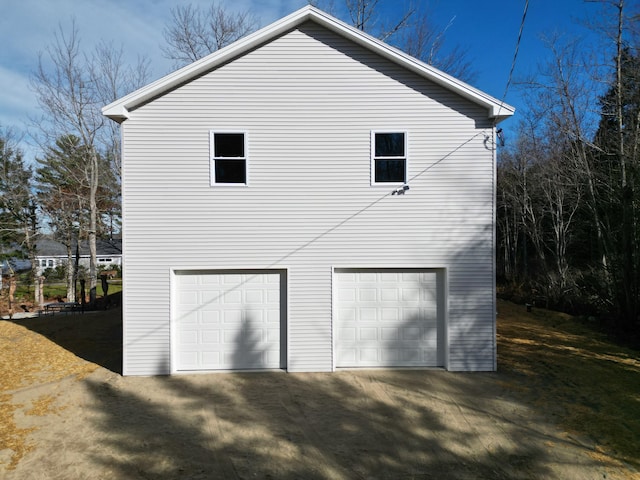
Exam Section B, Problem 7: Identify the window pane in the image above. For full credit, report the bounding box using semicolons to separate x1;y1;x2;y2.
375;132;404;157
214;133;244;157
215;159;246;183
375;159;405;183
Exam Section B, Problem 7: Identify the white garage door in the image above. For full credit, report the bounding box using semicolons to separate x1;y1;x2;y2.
335;269;443;368
174;270;285;371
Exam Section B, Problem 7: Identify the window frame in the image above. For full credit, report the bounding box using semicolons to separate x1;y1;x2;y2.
370;130;408;185
209;131;248;186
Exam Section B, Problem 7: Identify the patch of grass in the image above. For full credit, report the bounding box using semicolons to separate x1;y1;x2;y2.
497;299;640;470
26;395;67;416
13;282;122;301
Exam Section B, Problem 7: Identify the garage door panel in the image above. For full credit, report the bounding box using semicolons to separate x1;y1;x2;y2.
181;330;198;344
335;269;443;368
201;312;220;324
245;289;264;304
358;288;376;301
381;308;398;321
407;324;425;336
201;330;220;343
202;351;221;365
222;289;242;304
266;327;280;342
338;349;356;364
381;327;398;340
359;349;378;362
179;291;198;303
222;309;242;324
175;271;284;371
179;351;198;368
201;290;222;304
359;327;377;341
402;288;420;302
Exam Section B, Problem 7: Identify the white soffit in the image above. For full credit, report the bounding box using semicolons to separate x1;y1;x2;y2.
102;6;515;123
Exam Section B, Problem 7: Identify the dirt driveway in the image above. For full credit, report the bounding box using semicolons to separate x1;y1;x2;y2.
1;304;637;479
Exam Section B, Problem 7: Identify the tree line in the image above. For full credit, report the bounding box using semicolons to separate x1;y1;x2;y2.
497;1;640;336
3;0;637;338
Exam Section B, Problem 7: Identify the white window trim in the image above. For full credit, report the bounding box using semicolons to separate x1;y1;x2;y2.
370;130;408;186
209;130;249;186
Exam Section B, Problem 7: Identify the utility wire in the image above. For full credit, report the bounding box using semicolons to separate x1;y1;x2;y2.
496;0;529;121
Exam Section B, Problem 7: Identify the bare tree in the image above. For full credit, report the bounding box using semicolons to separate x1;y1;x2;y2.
342;0;414;41
162;3;258;67
92;41;150;180
499;0;640;324
401;11;477;83
498;112;585;308
310;0;477;82
31;21;149;304
522;34;609;275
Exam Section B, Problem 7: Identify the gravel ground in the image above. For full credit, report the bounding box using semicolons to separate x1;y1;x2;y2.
0;303;638;479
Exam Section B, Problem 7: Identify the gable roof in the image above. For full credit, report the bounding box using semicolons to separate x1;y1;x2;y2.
103;5;514;123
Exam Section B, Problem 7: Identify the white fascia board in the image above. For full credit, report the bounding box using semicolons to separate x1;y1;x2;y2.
102;5;514;123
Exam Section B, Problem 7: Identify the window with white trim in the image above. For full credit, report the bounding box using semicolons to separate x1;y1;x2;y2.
371;131;407;184
210;132;247;185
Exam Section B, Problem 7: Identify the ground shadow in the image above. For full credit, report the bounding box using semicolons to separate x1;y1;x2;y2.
81;366;605;479
73;313;619;480
7;292;123;374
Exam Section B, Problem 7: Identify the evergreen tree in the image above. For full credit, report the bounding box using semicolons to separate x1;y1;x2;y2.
0;130;40;305
592;46;640;329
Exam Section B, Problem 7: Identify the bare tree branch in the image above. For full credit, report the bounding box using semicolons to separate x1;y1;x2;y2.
162;3;258;68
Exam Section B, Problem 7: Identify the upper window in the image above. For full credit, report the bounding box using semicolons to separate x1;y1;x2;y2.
371;131;407;184
210;132;247;185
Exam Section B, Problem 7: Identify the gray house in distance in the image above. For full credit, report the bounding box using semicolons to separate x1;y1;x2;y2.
103;6;514;376
35;238;122;276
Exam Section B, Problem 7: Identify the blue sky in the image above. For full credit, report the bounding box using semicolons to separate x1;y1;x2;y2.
0;0;615;159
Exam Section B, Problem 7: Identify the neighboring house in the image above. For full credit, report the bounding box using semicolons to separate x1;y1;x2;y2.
103;6;514;376
35;238;122;276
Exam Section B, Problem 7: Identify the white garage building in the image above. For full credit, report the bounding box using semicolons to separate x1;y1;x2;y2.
103;6;513;375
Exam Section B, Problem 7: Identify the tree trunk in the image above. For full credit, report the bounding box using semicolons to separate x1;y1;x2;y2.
65;238;75;302
24;211;40;307
614;0;637;328
89;149;98;304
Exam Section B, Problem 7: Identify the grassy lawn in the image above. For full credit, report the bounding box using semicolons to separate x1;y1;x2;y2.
13;280;122;302
497;299;640;470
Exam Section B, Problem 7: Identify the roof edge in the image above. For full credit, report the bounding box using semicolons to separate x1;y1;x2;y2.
102;5;514;122
102;7;317;121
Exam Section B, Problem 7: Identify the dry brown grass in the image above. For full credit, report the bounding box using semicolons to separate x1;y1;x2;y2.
497;299;640;472
0;320;97;470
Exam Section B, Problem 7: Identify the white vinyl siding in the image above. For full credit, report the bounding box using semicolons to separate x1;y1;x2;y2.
120;21;495;375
